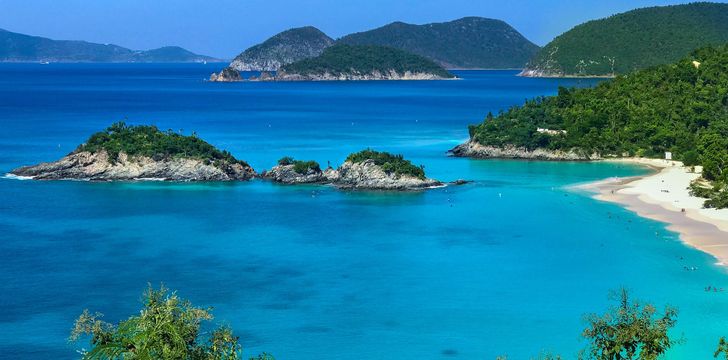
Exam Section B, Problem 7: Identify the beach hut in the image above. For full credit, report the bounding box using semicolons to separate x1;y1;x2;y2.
665;152;672;160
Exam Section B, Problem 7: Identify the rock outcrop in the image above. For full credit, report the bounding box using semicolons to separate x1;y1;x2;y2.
450;140;596;161
262;160;441;190
209;67;242;82
518;68;562;78
261;164;332;184
10;150;256;181
274;70;452;81
332;160;441;190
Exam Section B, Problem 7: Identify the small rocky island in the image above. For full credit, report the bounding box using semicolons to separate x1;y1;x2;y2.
262;150;442;190
261;157;334;184
10;123;256;181
210;26;334;82
212;45;455;82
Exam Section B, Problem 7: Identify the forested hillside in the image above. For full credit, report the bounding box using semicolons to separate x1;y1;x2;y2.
522;2;728;76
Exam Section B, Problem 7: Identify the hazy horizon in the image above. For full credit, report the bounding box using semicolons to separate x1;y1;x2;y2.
0;0;723;59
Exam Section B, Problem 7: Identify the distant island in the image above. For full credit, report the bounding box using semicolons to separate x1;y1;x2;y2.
262;150;442;190
0;28;218;63
521;2;728;77
338;17;540;69
210;17;540;79
10;123;255;181
212;45;455;81
454;45;728;207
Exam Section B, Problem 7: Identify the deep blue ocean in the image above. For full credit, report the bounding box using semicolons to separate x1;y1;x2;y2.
1;64;727;359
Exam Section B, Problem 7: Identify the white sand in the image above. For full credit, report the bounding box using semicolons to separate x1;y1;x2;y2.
579;158;728;265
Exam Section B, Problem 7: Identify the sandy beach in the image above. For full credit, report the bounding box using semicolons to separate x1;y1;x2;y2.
578;158;728;266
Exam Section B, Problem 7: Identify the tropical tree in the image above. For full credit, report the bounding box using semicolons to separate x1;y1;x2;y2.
581;289;678;360
69;284;270;360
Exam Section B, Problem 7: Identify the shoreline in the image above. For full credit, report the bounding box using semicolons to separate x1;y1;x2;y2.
576;158;728;266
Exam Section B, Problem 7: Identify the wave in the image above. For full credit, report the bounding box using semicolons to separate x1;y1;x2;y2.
3;173;33;180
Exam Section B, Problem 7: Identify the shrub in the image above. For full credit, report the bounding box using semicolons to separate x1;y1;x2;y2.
582;289;678;360
277;157;295;166
292;160;320;174
704;190;728;209
689;180;728;209
68;284;270;360
277;157;321;174
681;150;700;166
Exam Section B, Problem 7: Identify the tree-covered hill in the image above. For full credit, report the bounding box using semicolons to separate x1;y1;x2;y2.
523;2;728;77
338;17;539;69
80;122;247;165
467;45;728;206
228;26;334;71
278;44;454;79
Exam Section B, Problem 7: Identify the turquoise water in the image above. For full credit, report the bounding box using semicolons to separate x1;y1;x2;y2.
1;64;727;359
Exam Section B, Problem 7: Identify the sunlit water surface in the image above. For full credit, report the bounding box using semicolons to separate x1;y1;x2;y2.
0;65;726;359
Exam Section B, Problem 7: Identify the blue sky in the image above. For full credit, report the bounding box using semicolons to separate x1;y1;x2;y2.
0;0;719;58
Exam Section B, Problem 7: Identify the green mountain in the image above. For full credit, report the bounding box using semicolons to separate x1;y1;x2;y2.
228;26;334;71
277;44;454;80
522;2;728;77
462;45;728;205
337;17;540;69
0;28;218;63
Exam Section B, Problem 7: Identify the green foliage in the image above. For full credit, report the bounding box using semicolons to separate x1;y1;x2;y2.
346;149;425;179
681;150;700;166
689;180;717;199
293;161;320;174
338;17;540;69
716;337;728;359
277;157;294;166
80;122;247;167
705;192;728;209
691;180;728;209
470;45;728;206
527;2;728;76
277;157;321;174
280;44;454;78
69;285;268;360
582;289;678;360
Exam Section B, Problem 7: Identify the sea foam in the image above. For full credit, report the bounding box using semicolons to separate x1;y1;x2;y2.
3;173;33;180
